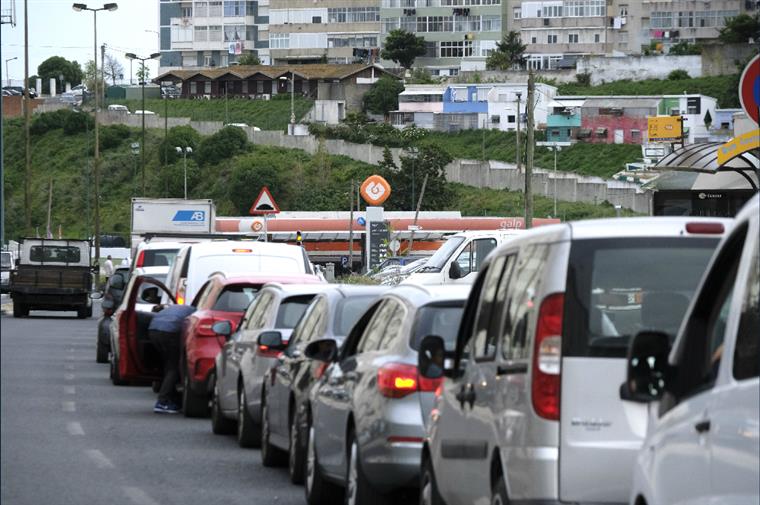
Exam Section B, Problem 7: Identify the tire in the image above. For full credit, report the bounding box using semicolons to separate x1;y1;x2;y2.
237;386;261;448
86;305;93;318
211;381;236;435
182;370;209;418
289;405;307;484
261;391;287;467
420;453;446;505
305;420;343;505
96;342;109;363
77;306;88;319
13;303;27;318
345;429;390;505
491;474;508;505
110;354;128;386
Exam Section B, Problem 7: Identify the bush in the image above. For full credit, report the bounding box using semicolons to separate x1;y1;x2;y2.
363;77;405;115
159;125;202;164
576;73;592;86
667;69;690;80
62;110;94;135
100;124;130;150
30;109;86;135
196;125;249;166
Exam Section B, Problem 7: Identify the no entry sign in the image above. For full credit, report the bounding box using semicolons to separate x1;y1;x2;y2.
739;54;760;125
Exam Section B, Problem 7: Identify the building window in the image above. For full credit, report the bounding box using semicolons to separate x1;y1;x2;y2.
204;81;212;93
328;7;380;23
513;7;521;19
544;5;562;17
547;34;557;43
482;15;501;32
269;32;289;49
568;33;579;43
439;40;473;57
454;16;480;32
384;18;401;33
195;2;208;17
209;25;222;41
631;129;640;140
400;16;416;32
650;11;673;28
190;81;197;94
531;36;537;43
224;0;246;16
209;1;223;17
594;33;600;43
564;0;604;17
507;115;515;123
312;16;321;23
181;6;192;17
677;11;694;28
619;4;628;16
194;26;208;42
491;115;500;123
171;24;193;43
224;24;244;41
204;55;213;66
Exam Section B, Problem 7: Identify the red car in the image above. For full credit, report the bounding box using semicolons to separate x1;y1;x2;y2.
180;273;324;417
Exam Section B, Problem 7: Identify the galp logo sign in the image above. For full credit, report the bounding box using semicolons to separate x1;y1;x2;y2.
360;175;391;205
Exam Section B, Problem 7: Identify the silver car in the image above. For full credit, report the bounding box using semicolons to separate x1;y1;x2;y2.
304;284;470;505
417;216;731;505
212;283;332;447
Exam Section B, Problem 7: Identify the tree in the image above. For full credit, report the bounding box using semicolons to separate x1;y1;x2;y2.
363;76;404;116
37;56;83;94
381;29;427;70
83;60;106;96
159;125;202;164
668;41;701;55
380;145;452;211
719;14;760;43
407;67;439;84
486;31;526;71
136;63;151;84
103;53;124;86
237;53;261;65
667;69;690;80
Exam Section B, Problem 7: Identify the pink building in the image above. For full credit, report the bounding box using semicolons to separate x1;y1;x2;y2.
578;97;659;145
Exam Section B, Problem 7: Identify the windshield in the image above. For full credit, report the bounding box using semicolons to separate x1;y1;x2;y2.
212;284;259;312
411;303;465;350
420;236;465;272
333;296;377;336
275;295;315;329
564;237;719;358
29;245;81;263
1;253;11;269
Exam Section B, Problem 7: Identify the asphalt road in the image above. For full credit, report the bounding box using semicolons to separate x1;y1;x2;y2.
1;304;305;505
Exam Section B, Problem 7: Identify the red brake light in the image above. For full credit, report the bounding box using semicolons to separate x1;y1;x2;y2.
135;250;145;268
196;317;217;337
686;222;724;235
377;363;441;399
532;293;563;421
257;345;281;358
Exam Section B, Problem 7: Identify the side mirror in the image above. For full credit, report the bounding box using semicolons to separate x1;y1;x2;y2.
620;331;673;403
449;261;462;280
258;331;285;350
110;275;125;290
141;287;160;304
418;335;446;379
304;338;338;363
212;320;232;338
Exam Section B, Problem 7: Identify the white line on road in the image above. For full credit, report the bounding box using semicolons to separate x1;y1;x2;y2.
64;386;76;395
66;422;84;436
64;373;75;381
85;449;115;469
123;487;161;505
62;401;76;412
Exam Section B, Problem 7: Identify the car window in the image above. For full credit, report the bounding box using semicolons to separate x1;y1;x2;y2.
410;303;466;351
136;274;166;300
276;295;316;331
333;296;377;337
471;255;509;360
377;303;407;351
455;267;489;367
292;297;326;345
455;238;498;277
733;238;759;381
357;300;397;353
502;246;547;360
245;292;274;332
141;248;178;268
212;284;259;312
193;280;215;308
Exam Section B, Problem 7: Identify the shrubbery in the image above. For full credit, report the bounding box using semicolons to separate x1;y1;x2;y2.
196;125;249;166
158;125;202;164
31;109;93;135
100;124;130;150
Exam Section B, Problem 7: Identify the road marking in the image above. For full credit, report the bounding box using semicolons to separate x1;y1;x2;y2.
66;422;84;436
64;373;75;381
64;386;76;395
62;401;76;412
85;449;114;469
123;487;161;505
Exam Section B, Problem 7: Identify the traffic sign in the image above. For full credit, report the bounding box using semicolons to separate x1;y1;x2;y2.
341;256;349;267
249;186;280;215
360;175;391;206
739;54;760;125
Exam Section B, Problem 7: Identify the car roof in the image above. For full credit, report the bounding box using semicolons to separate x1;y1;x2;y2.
383;283;471;307
137;241;187;251
319;284;390;301
214;274;323;287
134;266;171;276
260;283;334;298
447;229;525;240
567;216;734;240
187;240;302;256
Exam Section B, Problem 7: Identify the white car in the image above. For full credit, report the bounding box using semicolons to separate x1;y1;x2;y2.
133;110;155;115
107;104;129;113
626;194;759;505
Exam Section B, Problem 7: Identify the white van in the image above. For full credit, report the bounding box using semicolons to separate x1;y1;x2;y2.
163;240;315;305
403;230;523;286
107;104;129;113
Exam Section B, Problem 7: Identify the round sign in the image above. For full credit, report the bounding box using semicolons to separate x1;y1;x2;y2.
739;54;760;125
250;220;264;232
360;175;391;206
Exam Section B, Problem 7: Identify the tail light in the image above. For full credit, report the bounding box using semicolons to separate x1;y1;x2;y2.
313;362;328;380
377;363;442;399
176;280;186;305
135;250;145;268
532;293;563;421
257;345;281;358
196;317;217;337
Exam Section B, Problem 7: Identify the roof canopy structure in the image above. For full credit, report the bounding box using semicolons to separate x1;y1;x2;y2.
652;142;759;190
154;64;396;84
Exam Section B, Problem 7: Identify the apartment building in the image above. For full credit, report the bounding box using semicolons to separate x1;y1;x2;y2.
266;1;381;64
379;0;505;75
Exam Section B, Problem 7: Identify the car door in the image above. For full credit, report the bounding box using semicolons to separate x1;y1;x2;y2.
448;238;497;285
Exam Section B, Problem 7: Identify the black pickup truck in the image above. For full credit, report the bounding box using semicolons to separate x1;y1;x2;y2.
10;238;96;318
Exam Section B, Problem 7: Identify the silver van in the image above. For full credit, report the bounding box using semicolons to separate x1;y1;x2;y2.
418;216;730;505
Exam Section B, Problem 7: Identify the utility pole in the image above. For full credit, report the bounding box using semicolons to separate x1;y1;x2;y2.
101;43;106;96
348;179;354;273
45;178;52;238
525;71;535;229
24;0;31;236
515;91;522;175
407;174;428;254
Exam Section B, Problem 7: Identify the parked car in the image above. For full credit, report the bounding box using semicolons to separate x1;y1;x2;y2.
211;282;330;446
625;195;758;505
260;285;388;483
162;240;316;306
108;271;175;386
417;216;732;505
374;257;429;286
107;104;130;113
95;265;131;363
304;284;470;505
2;86;36;98
132;240;182;270
181;273;322;417
133;110;155;115
1;250;16;293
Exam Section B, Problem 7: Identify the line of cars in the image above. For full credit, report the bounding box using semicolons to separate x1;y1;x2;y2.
94;200;759;505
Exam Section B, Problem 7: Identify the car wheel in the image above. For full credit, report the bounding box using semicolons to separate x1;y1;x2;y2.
237;386;261;448
96;342;109;363
86;305;93;318
110;354;127;386
420;453;445;505
211;382;236;435
77;307;88;319
491;474;508;505
13;303;26;318
305;420;343;505
289;407;307;484
261;392;287;467
346;429;389;505
182;370;209;418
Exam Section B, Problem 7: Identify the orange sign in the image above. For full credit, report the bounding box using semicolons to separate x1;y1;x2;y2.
360;175;391;205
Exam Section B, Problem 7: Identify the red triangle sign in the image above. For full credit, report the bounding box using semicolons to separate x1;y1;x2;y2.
249;186;281;215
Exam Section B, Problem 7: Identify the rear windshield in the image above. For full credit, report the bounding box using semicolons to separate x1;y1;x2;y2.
564;237;719;358
275;295;316;329
411;302;466;351
142;249;179;268
29;245;81;263
1;253;11;268
333;296;377;336
194;254;302;280
212;285;259;312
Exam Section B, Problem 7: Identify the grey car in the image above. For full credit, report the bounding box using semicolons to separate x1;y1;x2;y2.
304;284;470;505
259;285;388;483
211;283;332;447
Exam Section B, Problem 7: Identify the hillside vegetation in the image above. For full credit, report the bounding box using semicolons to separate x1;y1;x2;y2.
2;111;632;241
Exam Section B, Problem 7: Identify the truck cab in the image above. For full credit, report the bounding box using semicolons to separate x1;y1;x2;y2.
403;230;524;286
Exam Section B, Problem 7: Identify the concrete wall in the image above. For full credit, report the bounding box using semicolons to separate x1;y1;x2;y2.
454;69;577;84
577;55;702;85
701;43;756;77
2;96;46;118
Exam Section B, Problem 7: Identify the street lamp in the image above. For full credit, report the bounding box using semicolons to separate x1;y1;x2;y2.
175;146;193;199
279;71;295;134
125;51;161;196
5;56;17;87
72;2;118;265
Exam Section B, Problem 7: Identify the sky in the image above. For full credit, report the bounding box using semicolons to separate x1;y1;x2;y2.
1;0;160;87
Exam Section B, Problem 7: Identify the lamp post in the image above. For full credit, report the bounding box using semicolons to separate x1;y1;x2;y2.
130;141;140;194
280;72;295;133
175;146;193;199
5;57;17;86
515;91;522;173
72;2;118;266
125;51;161;196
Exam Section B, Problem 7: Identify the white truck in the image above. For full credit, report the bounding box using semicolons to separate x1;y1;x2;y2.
130;198;216;255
